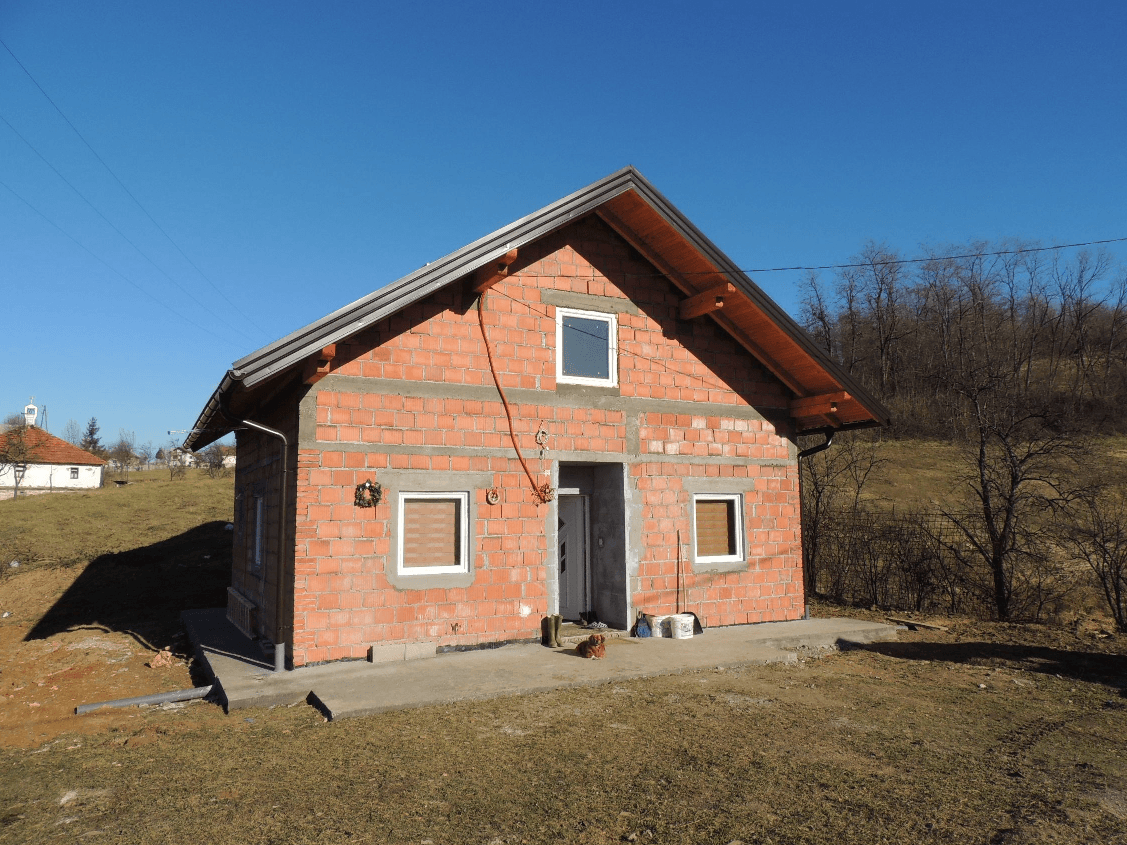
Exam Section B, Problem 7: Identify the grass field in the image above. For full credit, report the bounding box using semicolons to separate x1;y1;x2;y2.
855;434;1127;509
1;458;1126;843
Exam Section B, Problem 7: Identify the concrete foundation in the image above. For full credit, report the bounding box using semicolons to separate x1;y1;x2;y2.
183;607;903;721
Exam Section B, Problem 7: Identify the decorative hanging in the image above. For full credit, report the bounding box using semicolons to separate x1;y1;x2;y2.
353;480;383;508
485;488;501;505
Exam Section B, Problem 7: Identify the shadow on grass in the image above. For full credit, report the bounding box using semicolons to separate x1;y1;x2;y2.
846;637;1127;693
24;521;231;653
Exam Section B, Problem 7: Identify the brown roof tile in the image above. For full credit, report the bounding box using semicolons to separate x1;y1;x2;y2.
0;426;106;466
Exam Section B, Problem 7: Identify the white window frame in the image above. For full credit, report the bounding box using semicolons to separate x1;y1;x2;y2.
397;491;470;576
69;467;79;480
692;493;745;564
555;307;618;387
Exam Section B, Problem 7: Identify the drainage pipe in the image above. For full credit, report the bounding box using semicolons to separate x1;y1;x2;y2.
76;685;213;715
219;399;290;673
797;426;836;460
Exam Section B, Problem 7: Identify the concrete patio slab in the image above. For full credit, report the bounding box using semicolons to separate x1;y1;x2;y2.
182;609;901;720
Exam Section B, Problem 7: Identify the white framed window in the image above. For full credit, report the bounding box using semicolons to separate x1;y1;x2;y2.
397;491;470;576
692;494;744;564
556;307;618;387
69;467;79;480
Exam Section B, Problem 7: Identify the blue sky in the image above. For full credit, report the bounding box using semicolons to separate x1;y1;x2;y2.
2;1;1124;451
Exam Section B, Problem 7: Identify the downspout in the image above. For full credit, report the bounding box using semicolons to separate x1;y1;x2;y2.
797;426;836;460
220;399;290;673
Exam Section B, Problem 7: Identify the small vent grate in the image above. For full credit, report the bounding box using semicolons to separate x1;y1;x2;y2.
226;587;257;638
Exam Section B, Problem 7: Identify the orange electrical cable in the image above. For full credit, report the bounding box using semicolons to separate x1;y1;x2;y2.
477;294;553;504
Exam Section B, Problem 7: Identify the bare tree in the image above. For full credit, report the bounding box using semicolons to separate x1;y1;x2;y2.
799;271;835;356
108;430;137;475
0;424;37;498
1067;489;1127;633
135;440;155;469
62;419;82;445
800;431;884;598
201;444;226;478
164;439;186;480
940;390;1085;621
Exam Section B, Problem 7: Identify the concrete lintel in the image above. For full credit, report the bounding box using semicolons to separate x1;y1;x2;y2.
539;289;642;316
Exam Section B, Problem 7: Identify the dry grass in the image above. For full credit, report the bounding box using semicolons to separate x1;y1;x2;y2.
1;628;1125;844
858;435;1127;511
1;459;1126;843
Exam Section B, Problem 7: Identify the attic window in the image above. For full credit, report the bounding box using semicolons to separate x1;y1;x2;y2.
556;308;618;387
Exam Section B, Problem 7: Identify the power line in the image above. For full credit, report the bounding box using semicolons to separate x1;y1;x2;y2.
0;111;259;346
0;36;271;339
0;178;243;350
631;236;1127;280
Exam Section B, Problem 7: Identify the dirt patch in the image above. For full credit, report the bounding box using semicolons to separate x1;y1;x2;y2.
0;565;198;748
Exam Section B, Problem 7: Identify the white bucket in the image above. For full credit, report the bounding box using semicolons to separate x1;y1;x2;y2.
647;614;670;638
670;613;694;639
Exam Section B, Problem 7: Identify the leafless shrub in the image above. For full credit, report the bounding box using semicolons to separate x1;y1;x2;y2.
1067;489;1127;632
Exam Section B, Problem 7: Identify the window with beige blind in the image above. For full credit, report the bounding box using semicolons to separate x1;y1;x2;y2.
397;491;470;575
692;494;744;564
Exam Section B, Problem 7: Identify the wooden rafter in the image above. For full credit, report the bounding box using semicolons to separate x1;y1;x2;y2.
303;343;337;385
680;282;735;320
789;391;851;419
472;248;519;294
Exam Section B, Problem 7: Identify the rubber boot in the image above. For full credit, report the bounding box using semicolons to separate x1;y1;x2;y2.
552;614;563;648
541;616;554;647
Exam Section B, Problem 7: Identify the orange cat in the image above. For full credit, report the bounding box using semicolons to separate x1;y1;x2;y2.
576;633;606;659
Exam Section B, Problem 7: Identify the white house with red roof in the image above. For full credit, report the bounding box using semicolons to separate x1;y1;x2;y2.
0;402;105;491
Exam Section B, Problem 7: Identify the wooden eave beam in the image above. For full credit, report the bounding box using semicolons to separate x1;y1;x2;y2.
596;207;809;396
789;391;851;419
680;283;736;320
472;248;519;294
303;343;338;385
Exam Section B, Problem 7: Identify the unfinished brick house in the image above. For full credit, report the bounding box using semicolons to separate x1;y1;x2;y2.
185;167;888;668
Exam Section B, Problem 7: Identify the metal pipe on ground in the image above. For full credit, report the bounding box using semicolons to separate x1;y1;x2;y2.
76;685;213;715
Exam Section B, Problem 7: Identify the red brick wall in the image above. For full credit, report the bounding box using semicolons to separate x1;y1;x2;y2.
285;216;804;665
632;459;803;626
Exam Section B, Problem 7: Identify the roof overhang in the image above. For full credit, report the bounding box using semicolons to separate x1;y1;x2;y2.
185;167;889;450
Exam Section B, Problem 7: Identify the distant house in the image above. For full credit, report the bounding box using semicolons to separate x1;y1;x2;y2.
169;448;197;467
0;426;105;491
186;167;889;668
